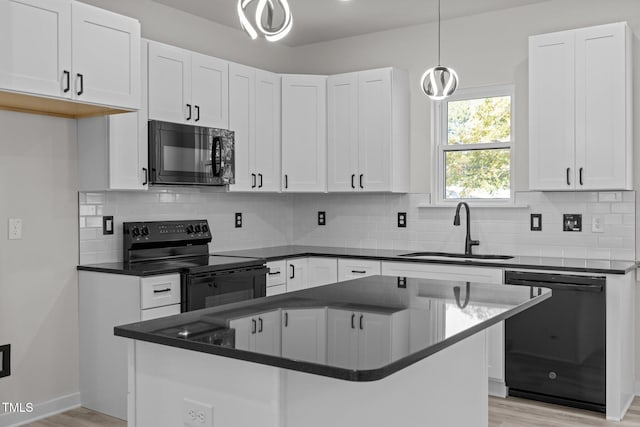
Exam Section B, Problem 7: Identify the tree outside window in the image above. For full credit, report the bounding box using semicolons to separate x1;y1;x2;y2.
435;86;514;202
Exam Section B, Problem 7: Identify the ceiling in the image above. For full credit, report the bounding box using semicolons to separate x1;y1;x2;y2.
152;0;550;47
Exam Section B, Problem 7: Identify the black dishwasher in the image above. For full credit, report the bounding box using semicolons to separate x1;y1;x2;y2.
504;270;606;413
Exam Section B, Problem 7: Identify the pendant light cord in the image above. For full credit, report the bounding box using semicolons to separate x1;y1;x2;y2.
437;0;441;66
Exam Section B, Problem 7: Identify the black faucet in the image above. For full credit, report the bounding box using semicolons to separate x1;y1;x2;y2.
453;202;479;256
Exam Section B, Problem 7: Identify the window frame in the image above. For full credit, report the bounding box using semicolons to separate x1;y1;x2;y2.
432;84;516;206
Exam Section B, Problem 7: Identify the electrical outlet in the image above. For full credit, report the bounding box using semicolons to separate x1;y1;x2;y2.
317;211;326;226
0;344;10;378
397;277;407;288
592;215;604;233
102;216;114;235
563;214;582;232
235;213;242;228
530;214;542;231
397;212;407;228
8;218;22;240
183;399;212;427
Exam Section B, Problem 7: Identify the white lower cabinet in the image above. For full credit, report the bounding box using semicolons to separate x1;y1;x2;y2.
229;310;281;357
308;257;338;287
380;261;506;395
285;258;308;292
327;307;408;370
78;271;181;420
337;258;381;281
281;308;327;363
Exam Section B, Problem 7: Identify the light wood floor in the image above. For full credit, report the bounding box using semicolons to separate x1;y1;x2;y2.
21;397;640;426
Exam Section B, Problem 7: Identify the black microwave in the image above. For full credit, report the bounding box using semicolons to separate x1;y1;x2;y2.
148;120;235;186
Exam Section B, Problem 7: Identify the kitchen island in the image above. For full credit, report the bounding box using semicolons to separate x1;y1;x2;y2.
115;275;550;427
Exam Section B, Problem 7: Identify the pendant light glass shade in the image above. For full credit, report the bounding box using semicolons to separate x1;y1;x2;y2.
237;0;293;42
420;0;458;100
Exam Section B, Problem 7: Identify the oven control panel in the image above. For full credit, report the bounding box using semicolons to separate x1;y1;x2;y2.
123;220;212;244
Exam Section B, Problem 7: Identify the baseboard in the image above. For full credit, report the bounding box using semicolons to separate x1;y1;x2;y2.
0;392;80;427
488;380;508;398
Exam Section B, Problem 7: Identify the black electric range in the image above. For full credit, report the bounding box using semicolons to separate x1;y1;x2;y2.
124;220;267;312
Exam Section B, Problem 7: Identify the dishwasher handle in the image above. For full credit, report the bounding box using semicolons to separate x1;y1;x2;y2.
506;278;603;293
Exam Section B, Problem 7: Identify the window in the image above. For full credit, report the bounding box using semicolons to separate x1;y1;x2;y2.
434;85;514;203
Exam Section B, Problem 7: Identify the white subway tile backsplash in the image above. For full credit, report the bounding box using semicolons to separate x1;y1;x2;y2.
79;190;636;264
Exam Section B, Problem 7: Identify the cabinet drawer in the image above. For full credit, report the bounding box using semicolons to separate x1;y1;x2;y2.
140;274;180;309
338;258;381;281
266;260;286;287
141;304;181;321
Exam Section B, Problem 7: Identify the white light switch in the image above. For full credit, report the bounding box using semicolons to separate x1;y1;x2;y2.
8;218;22;240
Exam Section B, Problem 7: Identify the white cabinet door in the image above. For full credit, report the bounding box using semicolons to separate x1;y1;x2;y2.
253;310;281;357
0;0;71;98
358;69;392;192
71;2;140;109
357;311;392;370
228;63;255;191
575;23;630;190
230;310;281;356
281;74;327;192
285;258;308;292
337;258;381;282
307;257;338;288
191;53;228;129
327;73;359;192
281;308;327;364
529;30;575;190
254;70;281;192
326;308;359;369
148;42;191;123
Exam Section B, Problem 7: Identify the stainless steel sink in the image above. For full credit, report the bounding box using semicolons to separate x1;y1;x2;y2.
398;252;514;260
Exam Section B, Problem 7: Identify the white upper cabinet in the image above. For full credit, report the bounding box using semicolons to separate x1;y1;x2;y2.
0;0;71;98
148;41;228;128
281;74;327;192
0;0;140;114
229;63;281;192
529;22;632;191
328;68;409;193
71;2;141;109
78;40;149;191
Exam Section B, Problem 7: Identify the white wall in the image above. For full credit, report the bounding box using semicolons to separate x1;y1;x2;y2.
0;112;79;420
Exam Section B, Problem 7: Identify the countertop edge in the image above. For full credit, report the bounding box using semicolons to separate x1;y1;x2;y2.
114;290;551;382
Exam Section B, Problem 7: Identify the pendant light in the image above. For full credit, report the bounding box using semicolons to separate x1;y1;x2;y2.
237;0;293;42
420;0;458;100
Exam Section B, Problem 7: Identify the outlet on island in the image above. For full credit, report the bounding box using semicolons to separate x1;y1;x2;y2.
235;213;242;228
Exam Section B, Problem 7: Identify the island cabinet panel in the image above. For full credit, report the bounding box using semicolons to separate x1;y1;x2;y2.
381;261;506;394
529;22;632;191
0;0;140;112
229;310;281;357
327;308;408;370
148;41;228;128
337;258;381;281
281;74;327;192
281;308;327;364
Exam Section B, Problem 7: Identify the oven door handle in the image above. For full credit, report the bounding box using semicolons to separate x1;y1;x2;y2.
507;279;603;293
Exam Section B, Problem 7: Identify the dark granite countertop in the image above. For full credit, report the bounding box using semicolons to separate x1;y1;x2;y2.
214;245;638;275
115;275;551;381
78;245;637;276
